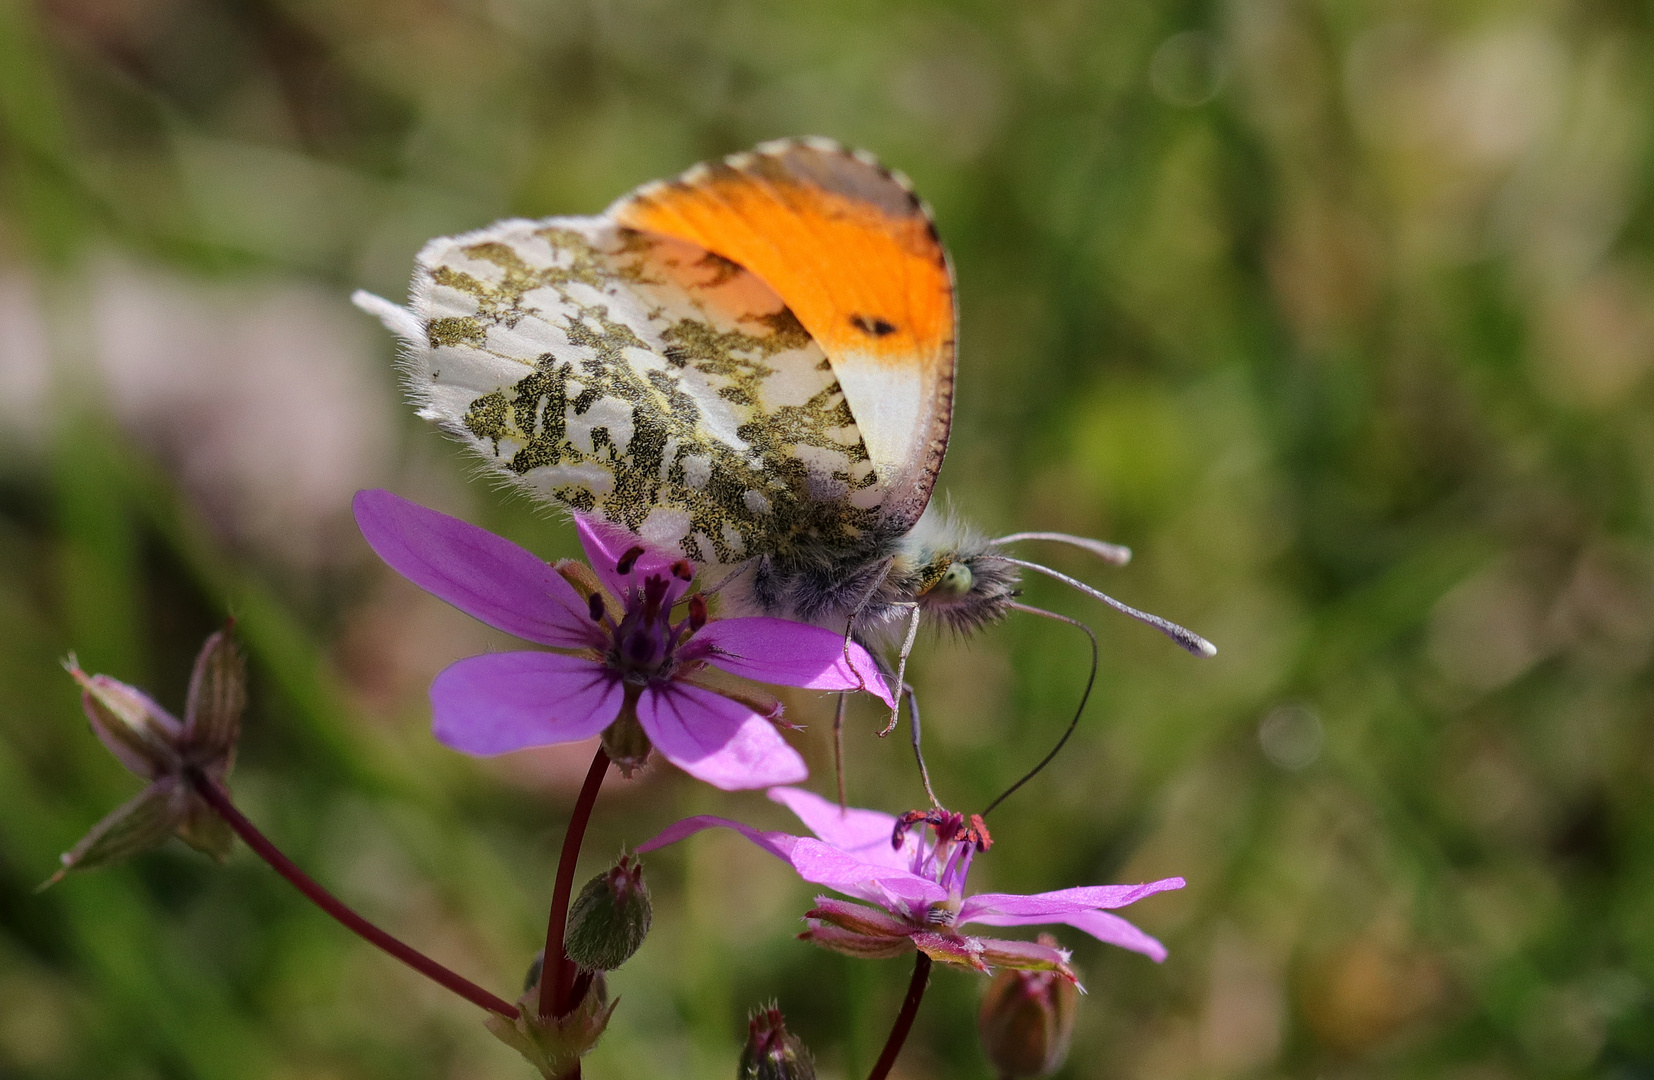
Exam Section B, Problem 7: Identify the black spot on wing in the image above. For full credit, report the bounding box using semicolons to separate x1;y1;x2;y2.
850;314;897;337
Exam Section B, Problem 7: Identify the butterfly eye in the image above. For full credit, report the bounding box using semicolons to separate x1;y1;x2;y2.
938;560;974;598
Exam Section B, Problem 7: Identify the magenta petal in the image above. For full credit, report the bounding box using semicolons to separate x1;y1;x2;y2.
637;810;943;910
787;838;947;909
635;818;936;909
574;514;684;600
636;681;808;791
636;814;802;864
354;490;601;649
691;618;895;706
767;787;914;870
430;652;620;755
957;878;1186;923
961;903;1172;962
1063;910;1169;962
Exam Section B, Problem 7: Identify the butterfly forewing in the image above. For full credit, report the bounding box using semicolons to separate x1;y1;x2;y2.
408;216;883;564
609;139;957;534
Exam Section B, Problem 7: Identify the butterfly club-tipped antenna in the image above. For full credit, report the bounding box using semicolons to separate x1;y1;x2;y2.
981;603;1100;817
992;530;1134;568
984;554;1216;659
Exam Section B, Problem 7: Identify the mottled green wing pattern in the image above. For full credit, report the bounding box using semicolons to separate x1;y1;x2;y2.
366;217;884;564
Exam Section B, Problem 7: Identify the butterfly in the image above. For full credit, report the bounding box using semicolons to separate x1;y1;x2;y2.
353;138;1212;779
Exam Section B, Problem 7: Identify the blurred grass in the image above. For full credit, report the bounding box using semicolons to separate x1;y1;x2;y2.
2;0;1653;1078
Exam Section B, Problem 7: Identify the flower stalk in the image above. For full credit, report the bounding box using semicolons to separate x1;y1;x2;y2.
189;770;519;1018
867;953;931;1080
541;747;610;1019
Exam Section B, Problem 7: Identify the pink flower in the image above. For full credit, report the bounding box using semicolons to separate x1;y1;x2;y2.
638;788;1184;981
352;490;893;790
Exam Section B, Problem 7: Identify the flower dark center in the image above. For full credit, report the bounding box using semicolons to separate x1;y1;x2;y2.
601;557;705;685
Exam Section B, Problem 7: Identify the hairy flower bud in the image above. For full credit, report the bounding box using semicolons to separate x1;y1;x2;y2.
977;938;1079;1078
739;1005;815;1080
565;854;652;971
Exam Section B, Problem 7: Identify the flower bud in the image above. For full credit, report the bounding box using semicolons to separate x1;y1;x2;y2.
44;628;246;888
739;1005;815;1080
67;657;183;780
565;854;652;971
977;940;1079;1079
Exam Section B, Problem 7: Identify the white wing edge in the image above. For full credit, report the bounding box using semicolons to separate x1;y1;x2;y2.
351;289;424;345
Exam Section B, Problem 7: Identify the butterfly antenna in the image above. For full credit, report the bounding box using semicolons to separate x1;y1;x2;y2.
694;562;749;601
991;531;1133;567
987;555;1216;658
981;603;1099;818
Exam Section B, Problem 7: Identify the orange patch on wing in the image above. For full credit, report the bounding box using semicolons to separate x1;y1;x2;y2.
609;160;953;376
609;142;957;527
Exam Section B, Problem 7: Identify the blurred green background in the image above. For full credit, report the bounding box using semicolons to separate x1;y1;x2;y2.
2;0;1652;1077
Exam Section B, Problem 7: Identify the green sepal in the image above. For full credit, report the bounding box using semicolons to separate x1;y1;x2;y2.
176;794;236;861
39;779;186;890
183;624;244;771
485;974;616;1080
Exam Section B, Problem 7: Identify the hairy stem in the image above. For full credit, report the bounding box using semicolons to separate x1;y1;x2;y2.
867;952;932;1080
189;771;517;1018
541;747;610;1020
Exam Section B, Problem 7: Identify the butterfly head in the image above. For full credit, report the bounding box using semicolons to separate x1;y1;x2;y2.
910;543;1021;637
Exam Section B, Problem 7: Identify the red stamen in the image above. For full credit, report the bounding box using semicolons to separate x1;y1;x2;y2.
616;546;646;575
892;809;930;849
670;559;693;582
587;592;605;621
687;593;707;631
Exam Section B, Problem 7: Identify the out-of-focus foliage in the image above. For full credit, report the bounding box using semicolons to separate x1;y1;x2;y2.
1;0;1651;1077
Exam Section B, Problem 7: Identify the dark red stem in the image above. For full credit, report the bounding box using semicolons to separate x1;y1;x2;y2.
565;968;594;1012
189;771;518;1018
541;747;610;1020
867;952;932;1080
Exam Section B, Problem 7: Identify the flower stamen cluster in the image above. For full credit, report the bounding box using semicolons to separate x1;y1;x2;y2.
594;550;704;683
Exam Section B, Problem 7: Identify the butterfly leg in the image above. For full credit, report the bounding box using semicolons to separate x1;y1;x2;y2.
832;690;849;810
903;681;942;809
838;559;897;693
877;602;922;738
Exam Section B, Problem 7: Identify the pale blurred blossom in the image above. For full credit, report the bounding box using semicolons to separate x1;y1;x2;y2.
0;257;394;568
